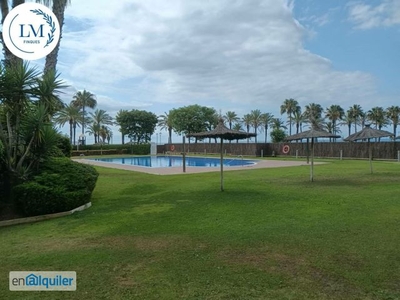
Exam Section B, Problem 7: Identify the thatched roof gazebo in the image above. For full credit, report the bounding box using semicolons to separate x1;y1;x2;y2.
187;119;256;191
285;128;340;181
344;124;394;173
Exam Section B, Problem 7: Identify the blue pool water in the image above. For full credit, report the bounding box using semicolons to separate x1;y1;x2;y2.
91;156;256;168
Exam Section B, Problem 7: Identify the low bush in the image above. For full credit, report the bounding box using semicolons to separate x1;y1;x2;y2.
75;143;150;155
13;158;98;217
56;134;72;157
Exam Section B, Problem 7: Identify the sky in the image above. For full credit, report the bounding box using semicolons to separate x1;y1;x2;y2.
13;0;400;144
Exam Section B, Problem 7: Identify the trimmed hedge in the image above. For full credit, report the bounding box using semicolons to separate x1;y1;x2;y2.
13;158;99;217
75;143;150;155
72;149;128;156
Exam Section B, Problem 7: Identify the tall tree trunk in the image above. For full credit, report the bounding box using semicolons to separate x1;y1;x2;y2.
82;105;85;135
44;0;68;74
0;0;9;24
168;128;172;144
69;120;73;144
264;126;267;143
73;123;76;145
121;133;125;144
0;0;23;67
12;0;24;7
333;120;336;142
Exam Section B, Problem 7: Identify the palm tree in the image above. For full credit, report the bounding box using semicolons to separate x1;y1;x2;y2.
38;0;71;74
386;106;400;137
250;109;263;143
325;105;344;136
34;70;66;119
106;127;113;144
0;0;25;66
224;111;239;129
158;111;174;144
304;103;323;129
271;118;287;130
115;109;130;144
348;104;364;133
89;109;112;144
242;114;252;143
86;122;100;144
0;62;64;198
326;122;341;142
90;109;113;128
341;110;354;137
71;90;97;140
359;112;367;129
260;112;274;143
304;116;326;131
367;107;386;129
98;125;112;144
1;0;71;70
367;107;389;141
54;103;81;144
292;110;306;134
280;98;300;135
1;62;40;163
232;123;243;143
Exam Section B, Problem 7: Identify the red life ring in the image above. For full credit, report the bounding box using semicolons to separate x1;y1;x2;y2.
170;145;175;151
282;145;290;154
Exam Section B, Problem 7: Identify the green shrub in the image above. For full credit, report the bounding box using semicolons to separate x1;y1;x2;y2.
38;158;99;192
13;158;98;216
56;134;72;157
76;143;150;155
0;144;5;202
270;129;287;143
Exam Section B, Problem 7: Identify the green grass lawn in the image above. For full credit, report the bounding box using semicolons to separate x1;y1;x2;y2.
1;159;399;299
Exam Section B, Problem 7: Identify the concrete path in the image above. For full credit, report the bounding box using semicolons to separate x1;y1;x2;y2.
74;157;319;176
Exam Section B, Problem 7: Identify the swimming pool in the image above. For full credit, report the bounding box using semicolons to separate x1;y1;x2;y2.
90;156;256;168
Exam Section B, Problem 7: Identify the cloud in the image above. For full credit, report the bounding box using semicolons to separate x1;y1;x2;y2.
58;0;379;114
94;95;153;116
347;0;400;29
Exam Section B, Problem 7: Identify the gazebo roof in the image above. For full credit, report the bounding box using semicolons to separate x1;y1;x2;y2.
344;124;393;141
285;128;340;141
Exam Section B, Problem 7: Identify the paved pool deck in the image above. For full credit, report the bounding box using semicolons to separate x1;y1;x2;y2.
74;157;320;175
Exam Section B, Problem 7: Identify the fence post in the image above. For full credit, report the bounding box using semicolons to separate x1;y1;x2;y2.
340;150;343;160
261;149;264;157
182;137;186;173
296;150;298;159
